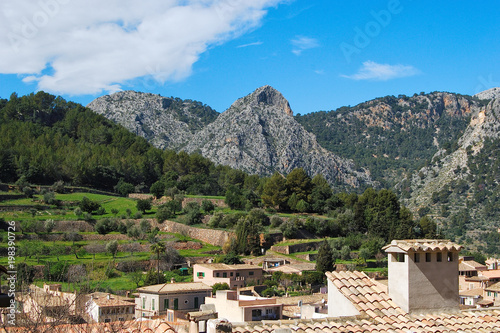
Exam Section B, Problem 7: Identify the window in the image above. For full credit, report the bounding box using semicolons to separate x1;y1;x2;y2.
104;319;111;323
393;253;405;262
223;272;227;278
174;298;178;310
414;253;420;263
447;252;454;262
236;272;240;277
152;299;155;311
488;291;492;297
216;273;220;277
437;252;442;262
426;253;432;262
119;318;124;321
249;271;254;276
164;299;169;309
197;272;205;277
230;272;233;277
142;297;146;309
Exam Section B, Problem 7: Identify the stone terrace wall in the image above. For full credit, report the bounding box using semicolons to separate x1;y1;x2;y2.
162;220;233;247
270;240;324;255
182;197;228;209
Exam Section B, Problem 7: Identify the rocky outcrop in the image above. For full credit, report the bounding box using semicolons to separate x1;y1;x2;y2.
183;86;373;188
87;91;218;150
475;87;500;100
401;94;500;210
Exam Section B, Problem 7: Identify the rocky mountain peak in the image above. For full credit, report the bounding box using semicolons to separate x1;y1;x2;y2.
239;85;293;116
474;87;500;100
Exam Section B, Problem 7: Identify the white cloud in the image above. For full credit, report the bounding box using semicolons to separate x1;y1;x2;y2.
291;35;319;55
342;61;420;81
237;41;263;48
0;0;283;95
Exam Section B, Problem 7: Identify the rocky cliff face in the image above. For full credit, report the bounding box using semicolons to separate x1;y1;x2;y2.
87;91;218;150
183;86;373;188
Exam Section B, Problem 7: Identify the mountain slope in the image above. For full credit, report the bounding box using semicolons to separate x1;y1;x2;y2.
296;92;489;187
183;86;373;189
397;94;500;246
87;91;218;150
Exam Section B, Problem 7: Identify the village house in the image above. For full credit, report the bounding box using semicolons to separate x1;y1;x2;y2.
459;288;484;307
459;256;487;290
204;290;282;323
135;281;212;322
483;281;500;306
192;263;263;289
85;292;135;323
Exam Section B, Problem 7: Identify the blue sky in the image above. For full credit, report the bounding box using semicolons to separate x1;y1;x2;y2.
1;1;499;115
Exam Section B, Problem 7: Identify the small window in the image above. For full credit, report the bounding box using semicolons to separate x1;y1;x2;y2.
216;273;220;277
223;272;227;278
426;253;432;262
152;298;155;311
164;299;169;309
230;272;233;277
447;252;454;262
197;272;205;277
104;318;111;323
393;253;405;262
142;297;146;309
437;252;442;262
236;272;240;277
184;299;189;304
249;271;254;276
414;253;420;263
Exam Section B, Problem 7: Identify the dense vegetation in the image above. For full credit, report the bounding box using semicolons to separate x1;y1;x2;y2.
0;92;258;196
295;93;480;187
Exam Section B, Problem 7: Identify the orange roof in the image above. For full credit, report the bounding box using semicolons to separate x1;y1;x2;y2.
326;270;405;317
231;310;500;332
480;269;500;279
1;318;182;332
382;239;462;253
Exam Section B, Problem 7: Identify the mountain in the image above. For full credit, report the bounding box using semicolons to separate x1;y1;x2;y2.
295;92;489;187
396;93;500;248
183;85;373;188
87;91;218;150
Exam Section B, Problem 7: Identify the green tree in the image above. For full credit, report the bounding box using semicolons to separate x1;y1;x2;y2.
106;240;119;258
225;185;245;210
150;181;165;199
150;242;166;284
137;199;152;214
212;282;230;295
261;172;288;210
114;178;135;197
315;240;334;273
286;168;313;202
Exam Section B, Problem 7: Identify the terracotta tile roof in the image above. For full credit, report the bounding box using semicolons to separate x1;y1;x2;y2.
480;269;500;279
459;260;487;271
136;282;211;294
459;288;484;297
485;281;500;291
88;292;135;308
1;318;183;332
382;239;463;252
231;310;500;333
326;270;405;317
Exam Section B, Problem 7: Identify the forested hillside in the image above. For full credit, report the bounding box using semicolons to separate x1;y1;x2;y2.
0;92;250;195
295;92;488;187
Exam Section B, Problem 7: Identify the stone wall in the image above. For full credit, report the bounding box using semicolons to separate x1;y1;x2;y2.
182;197;228;209
162;220;234;247
270;240;324;255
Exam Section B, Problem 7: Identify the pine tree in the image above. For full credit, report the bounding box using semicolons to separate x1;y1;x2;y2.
316;240;334;273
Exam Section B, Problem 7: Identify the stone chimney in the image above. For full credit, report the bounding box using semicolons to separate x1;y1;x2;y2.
382;239;462;314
